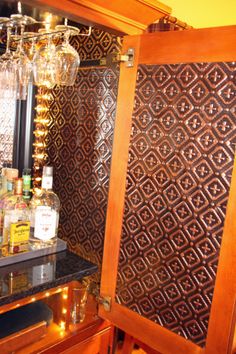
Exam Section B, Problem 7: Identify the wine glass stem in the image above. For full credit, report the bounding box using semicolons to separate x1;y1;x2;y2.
64;30;70;46
19;23;25;52
5;26;11;55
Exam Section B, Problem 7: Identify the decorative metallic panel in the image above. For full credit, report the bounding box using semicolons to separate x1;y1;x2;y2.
0;97;16;167
115;62;236;347
46;27;121;282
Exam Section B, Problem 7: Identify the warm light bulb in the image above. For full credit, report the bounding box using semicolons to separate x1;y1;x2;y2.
34;130;47;137
33;153;45;159
33;142;46;148
36;93;52;101
35;105;49;113
34;117;50;124
59;321;66;330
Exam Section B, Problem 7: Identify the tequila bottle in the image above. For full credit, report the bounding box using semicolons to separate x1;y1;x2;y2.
2;178;30;255
0;168;19;254
30;166;60;249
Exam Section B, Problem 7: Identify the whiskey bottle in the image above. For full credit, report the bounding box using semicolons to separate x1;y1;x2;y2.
2;178;30;255
29;166;60;250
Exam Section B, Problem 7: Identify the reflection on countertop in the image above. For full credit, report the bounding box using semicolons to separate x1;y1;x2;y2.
0;250;98;306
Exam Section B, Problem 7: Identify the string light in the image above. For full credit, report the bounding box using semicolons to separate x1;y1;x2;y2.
32;87;50;189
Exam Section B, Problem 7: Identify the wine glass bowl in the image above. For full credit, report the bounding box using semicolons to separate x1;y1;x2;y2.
32;29;57;89
0;22;17;99
55;25;80;86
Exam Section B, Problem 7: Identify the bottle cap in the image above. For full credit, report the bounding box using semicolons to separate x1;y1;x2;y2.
5;168;19;181
23;168;31;176
43;166;53;177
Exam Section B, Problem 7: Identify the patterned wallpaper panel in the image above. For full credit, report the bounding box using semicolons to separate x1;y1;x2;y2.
46;27;121;279
115;62;236;347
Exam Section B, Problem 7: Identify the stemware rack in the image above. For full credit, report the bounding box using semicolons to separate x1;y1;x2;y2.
0;14;92;41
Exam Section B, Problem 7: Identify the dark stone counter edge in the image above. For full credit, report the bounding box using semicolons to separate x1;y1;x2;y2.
0;265;98;307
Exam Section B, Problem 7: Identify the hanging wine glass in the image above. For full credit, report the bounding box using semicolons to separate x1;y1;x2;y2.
0;18;10;98
32;29;57;89
0;21;17;99
55;25;80;86
23;32;37;61
11;15;32;100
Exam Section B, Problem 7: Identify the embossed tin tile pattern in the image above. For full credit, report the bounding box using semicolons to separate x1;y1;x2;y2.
115;62;236;347
47;66;119;271
46;28;121;279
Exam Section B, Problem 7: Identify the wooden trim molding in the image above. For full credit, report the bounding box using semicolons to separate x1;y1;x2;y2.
100;34;141;298
136;0;171;13
139;25;236;64
100;303;203;354
205;155;236;354
22;0;171;35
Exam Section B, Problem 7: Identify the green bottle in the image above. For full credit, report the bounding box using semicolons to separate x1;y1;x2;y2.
22;168;31;202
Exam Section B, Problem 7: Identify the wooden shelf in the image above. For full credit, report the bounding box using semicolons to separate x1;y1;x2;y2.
0;287;112;354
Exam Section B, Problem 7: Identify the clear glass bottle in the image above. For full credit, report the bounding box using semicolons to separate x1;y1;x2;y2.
30;166;60;249
2;178;30;256
4;168;19;194
0;168;19;254
0;171;7;198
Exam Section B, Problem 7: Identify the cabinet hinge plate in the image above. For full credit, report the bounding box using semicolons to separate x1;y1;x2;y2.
115;48;135;67
98;295;112;312
104;48;135;68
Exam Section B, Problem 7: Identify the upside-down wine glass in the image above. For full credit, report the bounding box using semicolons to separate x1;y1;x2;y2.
11;15;32;100
32;29;57;89
55;24;80;86
0;21;17;99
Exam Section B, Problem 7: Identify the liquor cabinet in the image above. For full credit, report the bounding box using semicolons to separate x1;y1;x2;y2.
0;1;235;353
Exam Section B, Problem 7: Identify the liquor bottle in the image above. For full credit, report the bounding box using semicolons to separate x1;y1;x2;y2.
22;168;31;202
2;178;30;256
5;168;19;193
29;166;60;249
0;168;19;254
0;170;7;197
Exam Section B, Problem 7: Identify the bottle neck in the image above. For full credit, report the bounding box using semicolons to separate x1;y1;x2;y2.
41;175;53;190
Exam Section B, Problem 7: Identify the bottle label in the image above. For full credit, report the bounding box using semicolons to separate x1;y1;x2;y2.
32;263;54;286
23;175;31;191
9;271;29;292
23;175;31;200
7;181;13;192
9;221;30;253
34;206;57;241
42;176;53;190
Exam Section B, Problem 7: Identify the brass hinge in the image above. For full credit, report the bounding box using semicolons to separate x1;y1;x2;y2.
97;295;112;312
105;48;135;68
116;48;135;67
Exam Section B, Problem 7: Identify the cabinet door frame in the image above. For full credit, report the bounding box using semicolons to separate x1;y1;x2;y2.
99;25;236;354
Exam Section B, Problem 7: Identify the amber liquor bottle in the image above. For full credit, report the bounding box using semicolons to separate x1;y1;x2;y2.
2;178;30;255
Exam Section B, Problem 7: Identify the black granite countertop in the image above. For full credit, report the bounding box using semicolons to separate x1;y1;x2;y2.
0;250;98;306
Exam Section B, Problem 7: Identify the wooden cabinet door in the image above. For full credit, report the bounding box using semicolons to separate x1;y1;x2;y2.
99;25;236;354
